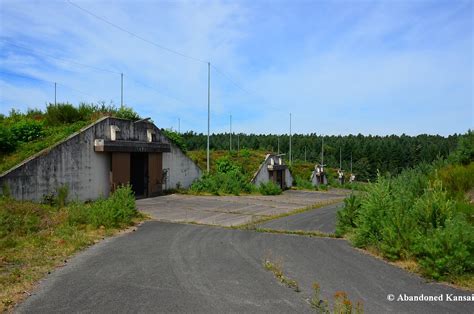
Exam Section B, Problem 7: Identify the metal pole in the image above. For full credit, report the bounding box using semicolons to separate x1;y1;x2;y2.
121;73;124;107
289;113;292;165
54;82;57;105
230;114;232;151
207;62;210;173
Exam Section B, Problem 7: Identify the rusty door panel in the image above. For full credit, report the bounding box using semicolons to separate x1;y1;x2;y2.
148;153;163;196
111;152;130;191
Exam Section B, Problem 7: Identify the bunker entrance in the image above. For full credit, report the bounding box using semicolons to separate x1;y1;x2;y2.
130;152;148;198
269;169;285;189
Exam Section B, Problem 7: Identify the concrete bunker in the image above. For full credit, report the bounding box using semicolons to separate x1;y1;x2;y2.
0;117;202;201
311;164;327;186
251;154;293;189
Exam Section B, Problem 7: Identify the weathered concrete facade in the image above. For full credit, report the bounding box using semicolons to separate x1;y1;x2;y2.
311;164;328;186
0;117;201;201
251;154;293;189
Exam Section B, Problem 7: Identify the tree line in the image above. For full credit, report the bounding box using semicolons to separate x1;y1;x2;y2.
181;132;461;181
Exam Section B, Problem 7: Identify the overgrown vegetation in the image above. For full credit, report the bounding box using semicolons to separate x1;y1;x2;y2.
0;185;142;311
310;282;364;314
336;131;474;287
258;181;282;195
0;103;140;173
162;129;187;152
263;253;300;292
190;155;255;195
263;252;363;313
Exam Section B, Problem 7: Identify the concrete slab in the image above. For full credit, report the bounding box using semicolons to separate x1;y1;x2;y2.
137;190;346;227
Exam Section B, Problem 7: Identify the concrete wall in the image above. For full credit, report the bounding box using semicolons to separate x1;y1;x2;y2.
0;117;111;202
162;143;202;190
0;117;202;201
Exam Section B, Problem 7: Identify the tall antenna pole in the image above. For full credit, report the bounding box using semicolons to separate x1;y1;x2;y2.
54;82;57;105
207;62;210;173
289;113;292;165
230;114;232;151
121;73;124;107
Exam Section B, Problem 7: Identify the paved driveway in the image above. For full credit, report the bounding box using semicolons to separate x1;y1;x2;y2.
258;202;343;234
17;222;473;314
137;190;346;227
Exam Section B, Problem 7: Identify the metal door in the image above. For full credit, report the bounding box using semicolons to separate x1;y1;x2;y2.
148;152;163;196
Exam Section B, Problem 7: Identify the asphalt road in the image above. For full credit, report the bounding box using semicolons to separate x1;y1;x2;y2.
258;202;343;234
17;222;472;313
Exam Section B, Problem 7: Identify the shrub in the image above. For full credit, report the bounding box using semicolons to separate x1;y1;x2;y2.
258;181;282;195
0;124;17;153
294;176;313;190
190;171;254;196
45;103;83;125
11;119;44;142
115;105;140;121
163;129;187;152
216;156;240;174
339;161;474;279
88;185;137;228
335;193;361;236
415;215;474;279
240;148;251;158
438;162;474;199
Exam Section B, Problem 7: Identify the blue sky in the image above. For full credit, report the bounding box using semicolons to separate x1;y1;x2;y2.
0;0;472;135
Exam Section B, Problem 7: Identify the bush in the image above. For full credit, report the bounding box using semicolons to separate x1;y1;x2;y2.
11;119;44;142
0;124;17;153
294;176;313;190
45;103;84;125
88;185;137;228
163;129;187;152
190;171;254;196
438;162;474;199
115;105;140;121
415;215;474;279
190;157;255;195
258;181;282;195
338;161;474;279
335;193;361;236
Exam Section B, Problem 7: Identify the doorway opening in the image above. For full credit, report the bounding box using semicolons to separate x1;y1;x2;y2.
130;152;148;198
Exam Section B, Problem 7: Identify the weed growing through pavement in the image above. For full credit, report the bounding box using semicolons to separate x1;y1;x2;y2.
263;252;300;292
310;281;364;314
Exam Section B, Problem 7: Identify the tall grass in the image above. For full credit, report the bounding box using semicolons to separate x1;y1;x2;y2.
0;185;140;311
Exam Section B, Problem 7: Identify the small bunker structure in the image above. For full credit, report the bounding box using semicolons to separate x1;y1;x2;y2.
311;164;327;186
0;117;202;201
251;153;293;189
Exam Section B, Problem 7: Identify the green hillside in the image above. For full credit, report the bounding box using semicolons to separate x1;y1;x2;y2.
0;103;140;174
